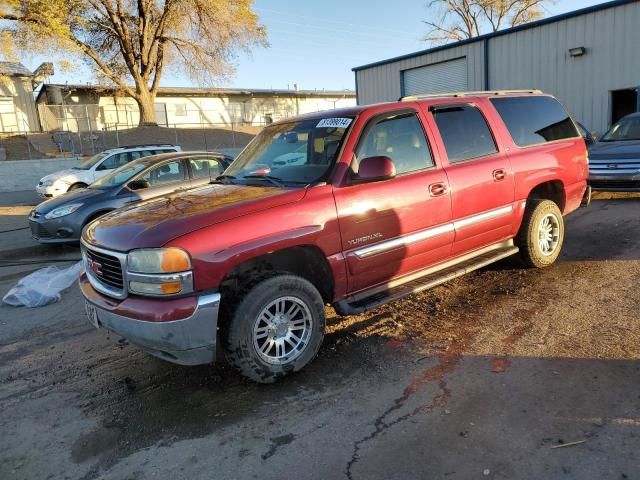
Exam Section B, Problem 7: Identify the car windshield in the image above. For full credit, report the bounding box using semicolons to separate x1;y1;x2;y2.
601;116;640;142
89;161;150;189
74;152;108;170
224;117;354;186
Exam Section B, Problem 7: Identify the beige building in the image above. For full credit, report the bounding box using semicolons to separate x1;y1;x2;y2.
36;84;356;132
0;62;46;132
353;0;640;134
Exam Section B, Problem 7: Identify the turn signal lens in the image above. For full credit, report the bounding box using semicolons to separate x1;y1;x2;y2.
129;280;183;295
127;248;191;274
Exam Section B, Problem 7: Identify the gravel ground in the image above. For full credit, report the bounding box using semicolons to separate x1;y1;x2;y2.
0;192;639;480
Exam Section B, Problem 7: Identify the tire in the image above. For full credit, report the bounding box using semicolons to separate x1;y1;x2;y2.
224;274;326;383
68;183;88;191
516;199;565;268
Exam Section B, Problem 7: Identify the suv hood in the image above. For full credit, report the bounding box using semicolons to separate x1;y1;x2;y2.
83;184;307;251
589;140;640;159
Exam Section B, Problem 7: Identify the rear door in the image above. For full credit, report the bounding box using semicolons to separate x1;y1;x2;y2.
333;107;454;294
427;101;515;256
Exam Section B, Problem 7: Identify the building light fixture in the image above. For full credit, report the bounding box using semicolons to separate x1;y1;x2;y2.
569;46;586;57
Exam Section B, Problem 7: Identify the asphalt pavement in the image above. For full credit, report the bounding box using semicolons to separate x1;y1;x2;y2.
0;192;639;480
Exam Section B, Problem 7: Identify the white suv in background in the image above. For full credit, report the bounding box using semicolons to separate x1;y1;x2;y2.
36;144;182;197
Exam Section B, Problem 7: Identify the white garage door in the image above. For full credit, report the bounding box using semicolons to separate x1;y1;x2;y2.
402;58;468;97
0;97;19;132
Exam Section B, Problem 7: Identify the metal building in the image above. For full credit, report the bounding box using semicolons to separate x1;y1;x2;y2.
353;0;640;135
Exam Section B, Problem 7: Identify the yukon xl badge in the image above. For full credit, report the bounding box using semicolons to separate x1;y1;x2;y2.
348;232;383;246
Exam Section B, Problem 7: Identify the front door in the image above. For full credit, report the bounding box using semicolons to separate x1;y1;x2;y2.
333;109;454;294
134;159;189;200
428;103;515;256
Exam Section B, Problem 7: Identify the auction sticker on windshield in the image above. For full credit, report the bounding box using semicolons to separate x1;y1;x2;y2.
316;118;352;128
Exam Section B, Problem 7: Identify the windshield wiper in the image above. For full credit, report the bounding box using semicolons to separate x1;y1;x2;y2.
241;174;286;188
211;174;237;184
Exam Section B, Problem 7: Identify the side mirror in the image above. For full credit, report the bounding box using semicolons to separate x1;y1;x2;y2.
356;156;396;182
128;179;150;190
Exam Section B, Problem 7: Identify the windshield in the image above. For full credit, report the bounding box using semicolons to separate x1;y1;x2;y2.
74;152;108;170
601;116;640;142
89;161;149;189
224;117;353;186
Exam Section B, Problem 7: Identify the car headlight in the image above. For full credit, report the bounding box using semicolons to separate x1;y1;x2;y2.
126;248;193;296
44;203;83;219
41;179;54;187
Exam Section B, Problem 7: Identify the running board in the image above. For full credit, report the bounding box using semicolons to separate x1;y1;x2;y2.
334;242;519;315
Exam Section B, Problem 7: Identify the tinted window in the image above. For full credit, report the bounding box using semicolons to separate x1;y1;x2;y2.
190;158;222;179
141;160;185;186
601;115;640;142
432;105;497;163
355;113;434;175
491;96;579;147
98;152;130;170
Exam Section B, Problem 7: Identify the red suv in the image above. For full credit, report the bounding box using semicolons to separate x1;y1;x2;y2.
80;90;590;382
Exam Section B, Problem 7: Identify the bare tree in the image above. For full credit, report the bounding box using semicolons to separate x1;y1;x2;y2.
424;0;550;44
0;0;267;125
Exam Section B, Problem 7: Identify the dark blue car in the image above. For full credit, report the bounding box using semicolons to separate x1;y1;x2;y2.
29;151;232;243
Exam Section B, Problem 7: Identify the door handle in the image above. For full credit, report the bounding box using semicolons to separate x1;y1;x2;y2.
429;182;448;197
493;169;507;181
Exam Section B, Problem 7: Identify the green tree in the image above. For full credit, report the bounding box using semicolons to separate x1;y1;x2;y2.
0;0;267;125
424;0;550;44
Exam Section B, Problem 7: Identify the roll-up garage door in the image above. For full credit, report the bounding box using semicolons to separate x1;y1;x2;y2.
402;58;468;97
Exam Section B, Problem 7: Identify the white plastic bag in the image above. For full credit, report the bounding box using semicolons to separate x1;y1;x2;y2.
2;261;82;308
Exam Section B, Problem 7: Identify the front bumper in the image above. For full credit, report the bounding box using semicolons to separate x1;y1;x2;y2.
79;273;220;365
589;172;640;191
36;184;68;198
28;214;82;243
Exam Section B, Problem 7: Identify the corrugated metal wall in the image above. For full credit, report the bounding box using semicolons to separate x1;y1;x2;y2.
355;42;485;105
355;1;640;134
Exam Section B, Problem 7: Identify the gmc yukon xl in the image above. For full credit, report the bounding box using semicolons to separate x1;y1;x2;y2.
80;90;590;382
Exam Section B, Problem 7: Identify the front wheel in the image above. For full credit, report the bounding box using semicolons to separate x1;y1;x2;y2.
517;199;565;268
224;274;326;383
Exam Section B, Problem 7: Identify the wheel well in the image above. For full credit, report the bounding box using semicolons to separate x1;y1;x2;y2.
219;246;334;303
527;181;565;212
83;210;112;227
69;182;88;190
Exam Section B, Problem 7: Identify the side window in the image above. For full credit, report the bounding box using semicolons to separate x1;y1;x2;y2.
432;105;497;163
490;96;579;147
355;113;434;175
140;160;185;186
98;152;130;170
189;157;222;179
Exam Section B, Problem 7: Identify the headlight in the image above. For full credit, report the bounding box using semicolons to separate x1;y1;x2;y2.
127;248;191;274
42;179;54;187
44;203;83;219
126;248;193;296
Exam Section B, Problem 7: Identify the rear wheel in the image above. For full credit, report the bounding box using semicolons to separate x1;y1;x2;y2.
68;183;88;191
224;274;326;383
517;199;564;268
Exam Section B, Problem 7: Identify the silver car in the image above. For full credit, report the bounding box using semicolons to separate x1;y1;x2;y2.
589;113;640;191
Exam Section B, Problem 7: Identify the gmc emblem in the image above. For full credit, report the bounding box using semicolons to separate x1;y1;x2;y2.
87;259;103;276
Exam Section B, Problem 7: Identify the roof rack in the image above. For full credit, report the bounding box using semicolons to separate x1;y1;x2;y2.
116;144;177;149
400;89;543;102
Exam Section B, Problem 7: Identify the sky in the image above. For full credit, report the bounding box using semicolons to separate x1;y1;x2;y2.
22;0;605;91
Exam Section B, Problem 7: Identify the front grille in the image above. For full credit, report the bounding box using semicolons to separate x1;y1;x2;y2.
85;247;124;290
590;180;640;190
29;221;52;239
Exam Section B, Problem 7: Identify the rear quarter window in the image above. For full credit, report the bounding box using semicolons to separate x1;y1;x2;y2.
490;96;579;147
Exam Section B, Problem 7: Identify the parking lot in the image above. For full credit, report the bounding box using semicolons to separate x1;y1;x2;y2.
0;191;638;480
